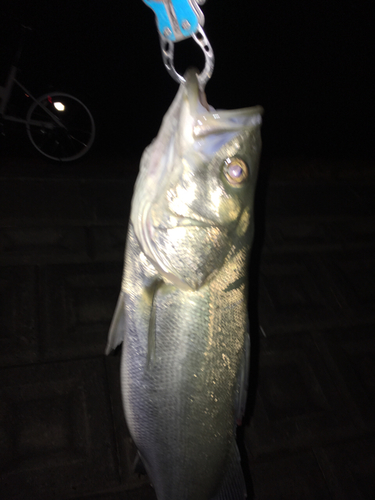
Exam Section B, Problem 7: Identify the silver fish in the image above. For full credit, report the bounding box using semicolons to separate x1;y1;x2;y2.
106;69;263;500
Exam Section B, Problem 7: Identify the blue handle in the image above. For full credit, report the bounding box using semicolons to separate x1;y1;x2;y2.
143;0;201;41
143;1;175;40
174;0;200;37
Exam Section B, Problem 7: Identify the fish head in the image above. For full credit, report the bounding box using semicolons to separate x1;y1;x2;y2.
131;69;263;291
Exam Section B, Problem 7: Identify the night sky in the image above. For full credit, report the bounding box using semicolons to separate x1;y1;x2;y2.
1;0;374;162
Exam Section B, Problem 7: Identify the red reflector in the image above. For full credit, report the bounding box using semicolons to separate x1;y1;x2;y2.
48;96;53;104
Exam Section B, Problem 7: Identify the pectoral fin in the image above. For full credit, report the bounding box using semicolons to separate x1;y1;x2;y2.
146;280;163;368
105;291;126;355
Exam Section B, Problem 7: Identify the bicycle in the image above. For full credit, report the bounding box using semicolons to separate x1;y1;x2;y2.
0;27;95;162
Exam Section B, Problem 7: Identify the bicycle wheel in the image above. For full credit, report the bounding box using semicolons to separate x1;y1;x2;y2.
26;92;95;161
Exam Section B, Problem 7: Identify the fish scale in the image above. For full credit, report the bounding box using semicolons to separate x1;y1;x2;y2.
123;228;246;498
107;69;262;499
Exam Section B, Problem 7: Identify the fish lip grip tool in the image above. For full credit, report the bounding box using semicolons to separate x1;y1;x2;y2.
143;0;214;88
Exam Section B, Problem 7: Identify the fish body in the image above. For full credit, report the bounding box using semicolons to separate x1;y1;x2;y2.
106;70;263;500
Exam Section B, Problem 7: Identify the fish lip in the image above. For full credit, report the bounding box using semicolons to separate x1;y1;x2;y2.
156;215;218;230
176;216;215;228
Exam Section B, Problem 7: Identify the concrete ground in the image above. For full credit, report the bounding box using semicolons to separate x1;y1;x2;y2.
0;147;374;499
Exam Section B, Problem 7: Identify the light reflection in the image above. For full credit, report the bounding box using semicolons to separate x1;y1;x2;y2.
53;102;65;111
210;186;223;213
169;181;197;215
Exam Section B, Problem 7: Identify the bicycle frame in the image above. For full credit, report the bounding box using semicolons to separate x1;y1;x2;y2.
0;65;62;129
1;31;95;161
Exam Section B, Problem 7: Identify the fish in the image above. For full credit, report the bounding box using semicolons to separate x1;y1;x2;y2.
106;68;263;500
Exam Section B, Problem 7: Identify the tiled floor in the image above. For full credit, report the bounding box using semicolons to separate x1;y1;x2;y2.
0;154;374;499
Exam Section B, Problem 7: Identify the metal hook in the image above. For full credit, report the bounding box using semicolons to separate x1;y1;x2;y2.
160;24;214;89
144;0;214;88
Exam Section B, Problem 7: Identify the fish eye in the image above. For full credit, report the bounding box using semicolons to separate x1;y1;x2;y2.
223;157;248;186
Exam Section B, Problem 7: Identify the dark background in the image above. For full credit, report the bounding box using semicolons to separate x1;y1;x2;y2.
1;4;375;499
1;0;374;164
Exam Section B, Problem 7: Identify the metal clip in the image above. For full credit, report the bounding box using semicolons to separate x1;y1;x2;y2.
143;0;214;88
